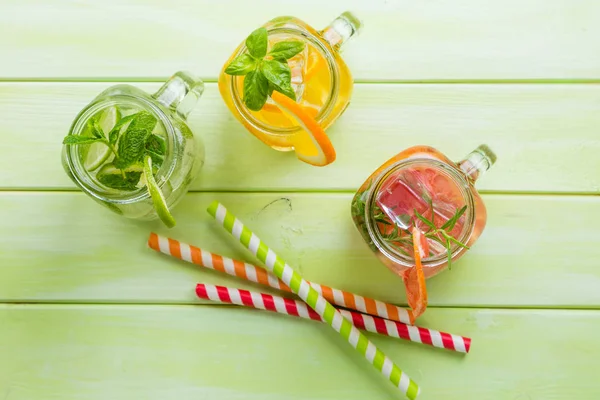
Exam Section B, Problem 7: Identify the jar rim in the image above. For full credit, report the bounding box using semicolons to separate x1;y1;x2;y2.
63;95;177;205
363;158;476;268
229;26;340;136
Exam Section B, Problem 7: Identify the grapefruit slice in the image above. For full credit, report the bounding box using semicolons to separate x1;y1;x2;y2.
403;227;428;319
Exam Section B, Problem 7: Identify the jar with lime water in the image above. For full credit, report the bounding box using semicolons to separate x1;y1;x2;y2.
61;71;205;227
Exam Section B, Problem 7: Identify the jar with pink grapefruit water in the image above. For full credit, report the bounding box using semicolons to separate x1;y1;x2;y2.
351;145;496;319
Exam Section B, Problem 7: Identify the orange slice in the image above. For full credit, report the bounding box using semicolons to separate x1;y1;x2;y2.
403;227;428;319
261;103;280;113
305;49;327;82
270;91;336;166
261;102;319;119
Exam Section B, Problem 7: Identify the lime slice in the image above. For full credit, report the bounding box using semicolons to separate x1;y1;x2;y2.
143;155;176;228
98;106;121;134
136;166;167;190
83;106;121;171
85;142;112;171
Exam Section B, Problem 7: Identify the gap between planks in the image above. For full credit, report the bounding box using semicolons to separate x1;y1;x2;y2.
1;302;599;312
0;188;599;197
2;78;600;84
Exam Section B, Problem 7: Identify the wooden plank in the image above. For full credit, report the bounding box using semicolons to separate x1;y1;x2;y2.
1;192;598;308
0;304;597;399
1;82;600;193
2;1;600;80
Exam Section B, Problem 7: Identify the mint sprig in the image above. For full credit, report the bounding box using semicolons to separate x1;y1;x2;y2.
63;110;166;190
113;112;157;169
108;113;137;145
224;27;305;111
96;164;143;191
145;134;167;166
63;108;173;226
63;135;105;145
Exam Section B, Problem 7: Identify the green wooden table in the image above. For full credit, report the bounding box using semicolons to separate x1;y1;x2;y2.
2;1;600;398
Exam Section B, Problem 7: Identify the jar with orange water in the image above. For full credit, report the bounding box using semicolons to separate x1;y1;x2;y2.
218;12;362;166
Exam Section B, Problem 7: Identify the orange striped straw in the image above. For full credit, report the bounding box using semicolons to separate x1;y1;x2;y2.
148;232;414;324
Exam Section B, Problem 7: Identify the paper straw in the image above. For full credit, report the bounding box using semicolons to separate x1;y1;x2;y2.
196;283;471;353
207;202;420;399
149;232;470;352
148;232;413;324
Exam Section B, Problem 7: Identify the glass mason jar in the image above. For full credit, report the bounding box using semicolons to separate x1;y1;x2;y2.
62;71;205;221
218;12;362;151
351;145;496;284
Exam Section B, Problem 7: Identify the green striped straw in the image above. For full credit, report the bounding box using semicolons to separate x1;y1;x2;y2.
207;202;420;399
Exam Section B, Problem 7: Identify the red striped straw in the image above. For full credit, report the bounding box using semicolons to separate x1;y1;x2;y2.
196;283;471;353
149;232;414;324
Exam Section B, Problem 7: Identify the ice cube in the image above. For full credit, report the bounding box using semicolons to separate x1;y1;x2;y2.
263;42;307;109
377;174;428;230
287;45;307;102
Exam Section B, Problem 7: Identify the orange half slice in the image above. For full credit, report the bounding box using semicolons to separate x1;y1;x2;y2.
403;227;428;319
270;91;336;166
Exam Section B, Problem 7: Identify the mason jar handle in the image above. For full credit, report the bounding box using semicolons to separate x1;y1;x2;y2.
320;11;363;50
458;144;497;183
153;71;204;120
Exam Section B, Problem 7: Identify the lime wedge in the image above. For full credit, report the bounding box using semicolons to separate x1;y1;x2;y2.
98;106;121;133
85;142;112;171
82;106;121;171
143;155;176;228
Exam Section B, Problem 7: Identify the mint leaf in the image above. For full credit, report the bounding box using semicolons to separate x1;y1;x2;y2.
98;170;142;191
113;112;157;168
245;27;268;58
262;60;296;101
225;54;258;75
146;150;164;167
108;113;138;145
96;163;143;191
63;135;105;145
129;111;157;132
145;134;166;167
145;134;166;155
268;41;304;61
90;120;105;139
114;128;152;168
243;69;269;111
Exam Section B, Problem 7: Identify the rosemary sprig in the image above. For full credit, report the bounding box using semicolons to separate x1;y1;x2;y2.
441;205;467;231
415;209;436;231
351;187;469;270
416;205;469;270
